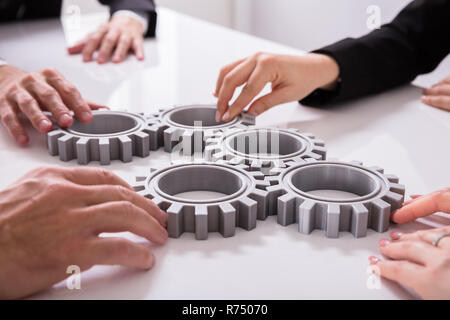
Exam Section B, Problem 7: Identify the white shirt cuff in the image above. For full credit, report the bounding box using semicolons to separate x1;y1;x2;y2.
0;59;7;66
113;10;148;35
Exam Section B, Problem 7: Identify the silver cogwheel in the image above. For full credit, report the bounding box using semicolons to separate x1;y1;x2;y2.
204;127;327;175
132;161;274;240
47;110;158;165
145;104;255;155
264;159;405;238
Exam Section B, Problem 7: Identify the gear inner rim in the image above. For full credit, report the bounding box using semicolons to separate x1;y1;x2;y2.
163;105;240;129
149;164;252;205
65;111;146;137
223;128;310;161
283;162;386;203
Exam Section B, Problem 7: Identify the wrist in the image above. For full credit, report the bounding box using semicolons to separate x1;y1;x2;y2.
308;53;340;91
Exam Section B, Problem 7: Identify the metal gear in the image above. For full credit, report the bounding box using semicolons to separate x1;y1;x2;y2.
204;127;327;175
145;104;255;155
132;161;274;240
47;110;158;165
264;159;405;238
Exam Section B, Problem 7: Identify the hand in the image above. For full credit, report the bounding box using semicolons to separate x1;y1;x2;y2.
368;188;450;299
422;76;450;111
67;14;145;64
0;65;105;146
0;167;168;299
214;52;340;122
369;226;450;299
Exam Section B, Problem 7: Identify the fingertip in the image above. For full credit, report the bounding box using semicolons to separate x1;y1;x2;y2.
17;134;29;146
59;114;73;127
222;111;230;122
368;256;380;265
38;119;53;133
79;111;93;123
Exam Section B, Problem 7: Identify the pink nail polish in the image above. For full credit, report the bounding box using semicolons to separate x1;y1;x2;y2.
379;238;390;247
390;231;403;240
369;256;380;265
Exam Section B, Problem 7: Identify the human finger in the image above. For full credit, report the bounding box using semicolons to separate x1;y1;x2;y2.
97;30;120;64
0;99;29;145
112;34;132;63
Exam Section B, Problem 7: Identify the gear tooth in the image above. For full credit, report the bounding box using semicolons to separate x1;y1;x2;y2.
369;166;384;174
132;131;150;157
304;157;317;163
119;136;133;163
266;184;285;215
144;124;165;150
167;203;184;238
351;203;369;238
219;203;236;238
255;178;270;189
250;159;263;171
136;189;150;198
369;198;391;232
204;145;219;161
266;175;280;185
181;130;194;156
384;174;399;183
308;152;324;160
311;146;327;159
238;197;257;230
389;182;405;195
350;160;363;166
132;180;146;192
382;191;404;211
235;163;249;171
136;176;147;182
298;200;316;235
313;139;325;147
164;127;183;153
47;130;64;156
239;112;255;125
75;137;90;165
194;205;209;240
326;204;340;238
248;170;264;180
229;157;243;166
277;193;297;226
99;137;111;165
57;135;75;162
248;188;269;220
212;151;225;162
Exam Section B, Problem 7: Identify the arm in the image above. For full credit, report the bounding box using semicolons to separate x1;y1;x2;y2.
301;0;450;106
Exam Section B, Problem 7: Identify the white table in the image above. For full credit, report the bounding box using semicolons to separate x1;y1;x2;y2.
0;8;449;300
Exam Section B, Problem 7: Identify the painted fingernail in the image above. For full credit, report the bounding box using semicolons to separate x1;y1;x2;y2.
379;238;391;247
80;111;92;122
215;111;221;122
222;111;230;122
369;256;380;265
39;119;52;132
59;114;73;127
390;231;403;240
17;134;28;145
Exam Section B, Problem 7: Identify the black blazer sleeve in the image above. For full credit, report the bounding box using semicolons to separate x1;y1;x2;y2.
301;0;450;106
99;0;157;37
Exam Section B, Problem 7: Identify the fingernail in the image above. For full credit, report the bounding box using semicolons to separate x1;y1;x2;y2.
160;209;167;227
421;95;427;100
390;231;403;240
80;111;92;122
222;111;230;121
59;114;73;127
39;119;52;132
379;238;390;247
17;134;28;145
159;228;168;243
369;256;380;265
213;92;217;98
215;111;221;122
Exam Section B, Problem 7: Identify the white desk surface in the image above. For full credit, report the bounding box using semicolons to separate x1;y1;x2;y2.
0;8;449;300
